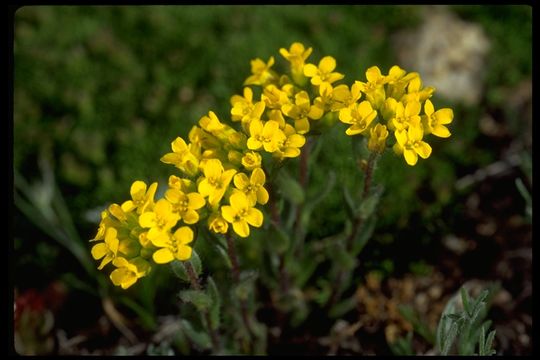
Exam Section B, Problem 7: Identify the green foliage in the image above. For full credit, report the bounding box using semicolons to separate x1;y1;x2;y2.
436;285;497;356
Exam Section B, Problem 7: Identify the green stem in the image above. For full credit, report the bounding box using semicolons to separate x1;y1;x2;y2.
225;233;255;351
184;262;221;353
328;152;378;308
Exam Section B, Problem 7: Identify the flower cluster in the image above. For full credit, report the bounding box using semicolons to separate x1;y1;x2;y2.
90;42;453;288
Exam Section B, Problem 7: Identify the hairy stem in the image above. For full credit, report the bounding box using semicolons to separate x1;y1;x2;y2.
184;262;221;352
225;233;255;350
328;152;378;308
267;182;291;296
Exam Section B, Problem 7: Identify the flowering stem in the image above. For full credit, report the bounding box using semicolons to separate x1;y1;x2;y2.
225;232;255;349
346;151;378;251
267;182;291;296
293;137;311;254
328;152;378;308
184;261;221;353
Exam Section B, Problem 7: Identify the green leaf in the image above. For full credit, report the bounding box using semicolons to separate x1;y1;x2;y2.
351;214;377;255
233;271;258;301
479;324;486;355
170;260;189;283
275;170;305;205
329;295;358;318
189;250;202;276
178;289;212;311
266;225;290;254
213;242;232;269
442;321;458;355
357;184;383;219
329;244;356;271
206;276;221;330
460;287;471;317
485;330;496;355
180;319;211;350
314;279;332;305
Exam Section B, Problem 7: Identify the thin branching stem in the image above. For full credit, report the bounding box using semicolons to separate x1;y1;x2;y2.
184;262;221;353
328;152;378;308
225;232;255;351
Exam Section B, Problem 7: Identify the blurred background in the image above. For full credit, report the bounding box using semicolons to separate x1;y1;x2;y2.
12;5;532;355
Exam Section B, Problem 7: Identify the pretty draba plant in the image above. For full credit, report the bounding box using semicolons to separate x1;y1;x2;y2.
89;42;454;354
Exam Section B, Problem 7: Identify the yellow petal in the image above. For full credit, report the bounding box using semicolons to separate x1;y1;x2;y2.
257;187;269;205
394;129;408;146
319;56;336;73
303;63;318;77
366;66;382;83
308;104;324;120
246;208;263;227
288;134;306;148
230;192;249;211
247;137;262;150
187;192;205;210
91;243;108;260
251;168;266;186
415;141;432;159
171;137;188;153
295;118;310;134
431;125;451;138
404;149;418;166
160;152;182;165
424;99;434;116
345;126;364;136
174;226;194;245
204;159;223;180
174;245;193;261
221;206;236;223
198;179;213;197
165;188;182;204
121;200;136;213
182;209;199;224
221;169;237;188
153;248;175;264
234;173;250;190
233;220;250;238
149;231;169;247
435;109;453;125
339;108;353;123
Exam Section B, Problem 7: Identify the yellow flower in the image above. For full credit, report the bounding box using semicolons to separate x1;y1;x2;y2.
303;56;344;86
165;188;206;224
121;181;158;214
221;192;263;238
244;56;276;86
168;175;193;192
208;213;229;234
160;137;200;177
281;91;324;134
356;66;387;109
91;227;119;270
261;84;292;110
401;76;434;104
367;124;389;153
233;168;269;206
394;124;432;166
389;100;421;135
151;226;194;264
230;87;266;126
197;159;237;207
316;82;362;113
247;120;286;153
241;151;262;171
423;99;453;138
139;199;180;242
110;257;150;289
108;203;128;222
280;42;313;83
276;124;306;159
339;101;378;136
